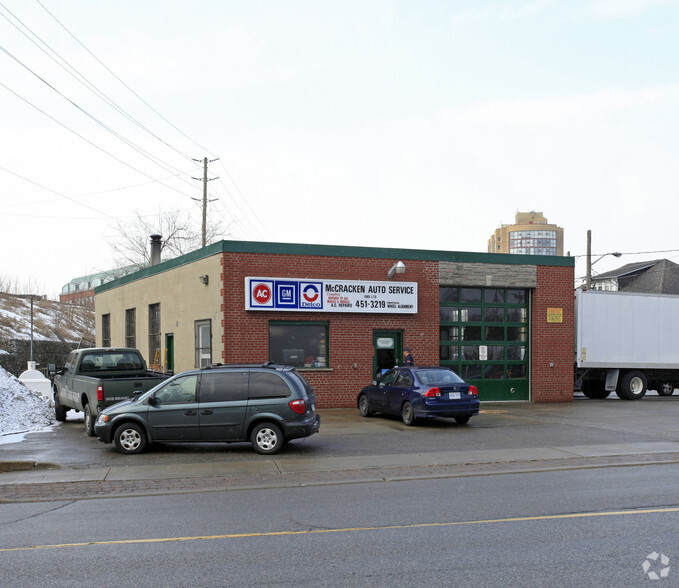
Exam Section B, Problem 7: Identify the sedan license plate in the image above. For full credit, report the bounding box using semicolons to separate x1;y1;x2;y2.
449;392;461;400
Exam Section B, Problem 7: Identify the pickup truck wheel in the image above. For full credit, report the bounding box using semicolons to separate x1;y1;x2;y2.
616;371;648;400
54;392;67;422
251;422;284;455
114;423;147;454
658;382;675;396
84;403;95;437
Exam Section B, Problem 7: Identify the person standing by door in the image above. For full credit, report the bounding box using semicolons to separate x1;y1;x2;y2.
403;347;414;366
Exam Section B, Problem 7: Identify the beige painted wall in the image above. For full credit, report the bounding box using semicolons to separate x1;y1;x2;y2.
95;255;223;372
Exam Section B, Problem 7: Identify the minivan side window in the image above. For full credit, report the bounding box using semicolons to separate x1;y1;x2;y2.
154;375;198;404
248;372;292;398
200;372;248;403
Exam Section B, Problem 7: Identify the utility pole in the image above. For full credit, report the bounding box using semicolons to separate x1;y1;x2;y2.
586;229;592;290
192;157;219;248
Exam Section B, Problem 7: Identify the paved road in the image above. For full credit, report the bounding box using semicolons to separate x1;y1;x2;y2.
2;395;679;502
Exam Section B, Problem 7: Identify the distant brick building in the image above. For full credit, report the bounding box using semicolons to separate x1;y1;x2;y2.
94;241;575;407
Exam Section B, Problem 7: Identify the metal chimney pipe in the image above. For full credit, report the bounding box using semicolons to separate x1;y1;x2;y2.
150;234;162;266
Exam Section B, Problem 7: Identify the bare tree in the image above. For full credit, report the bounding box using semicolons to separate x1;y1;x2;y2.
108;208;229;270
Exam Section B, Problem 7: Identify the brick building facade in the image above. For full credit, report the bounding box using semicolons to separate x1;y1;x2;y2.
95;240;575;407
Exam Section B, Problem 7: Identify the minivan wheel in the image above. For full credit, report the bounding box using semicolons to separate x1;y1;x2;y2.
84;403;95;437
114;423;147;454
251;422;283;455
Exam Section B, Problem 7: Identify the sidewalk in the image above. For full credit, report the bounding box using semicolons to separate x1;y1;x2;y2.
3;401;679;502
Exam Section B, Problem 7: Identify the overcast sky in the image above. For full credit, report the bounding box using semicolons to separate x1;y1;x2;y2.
2;0;678;297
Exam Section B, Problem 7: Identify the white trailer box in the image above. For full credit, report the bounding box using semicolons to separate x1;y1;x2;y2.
575;289;679;399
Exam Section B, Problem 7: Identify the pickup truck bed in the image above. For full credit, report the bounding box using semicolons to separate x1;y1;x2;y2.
53;347;170;435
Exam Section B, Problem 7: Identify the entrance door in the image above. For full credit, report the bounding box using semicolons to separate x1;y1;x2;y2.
165;333;174;373
373;330;403;378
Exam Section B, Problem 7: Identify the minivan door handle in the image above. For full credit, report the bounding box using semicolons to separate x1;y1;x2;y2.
200;410;213;415
184;410;197;416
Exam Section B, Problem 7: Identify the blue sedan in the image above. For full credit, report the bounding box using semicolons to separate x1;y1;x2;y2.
357;366;479;426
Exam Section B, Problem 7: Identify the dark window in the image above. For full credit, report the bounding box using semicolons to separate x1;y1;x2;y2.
199;371;248;403
440;326;460;341
394;371;413;387
485;307;504;322
101;314;111;347
460;288;482;303
439;308;459;322
125;308;136;348
269;322;328;368
439;287;458;303
148;304;160;365
378;370;398;386
154;374;198;404
249;372;291;398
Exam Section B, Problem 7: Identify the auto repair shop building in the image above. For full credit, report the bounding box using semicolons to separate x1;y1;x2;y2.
94;240;574;407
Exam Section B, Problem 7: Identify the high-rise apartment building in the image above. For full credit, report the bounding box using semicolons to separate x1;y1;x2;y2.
488;211;564;256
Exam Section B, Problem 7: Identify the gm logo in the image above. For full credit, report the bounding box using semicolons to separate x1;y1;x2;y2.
300;282;323;308
276;281;298;308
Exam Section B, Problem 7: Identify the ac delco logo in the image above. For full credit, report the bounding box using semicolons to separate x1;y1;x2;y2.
251;282;273;306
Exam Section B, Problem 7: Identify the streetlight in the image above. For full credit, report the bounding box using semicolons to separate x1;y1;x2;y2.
585;230;622;289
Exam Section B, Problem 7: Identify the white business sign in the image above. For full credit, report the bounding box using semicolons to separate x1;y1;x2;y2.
245;277;418;314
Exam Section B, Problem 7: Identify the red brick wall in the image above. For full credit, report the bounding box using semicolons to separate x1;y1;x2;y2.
220;252;439;408
531;265;575;402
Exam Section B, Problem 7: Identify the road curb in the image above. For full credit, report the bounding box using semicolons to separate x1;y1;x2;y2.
2;451;679;503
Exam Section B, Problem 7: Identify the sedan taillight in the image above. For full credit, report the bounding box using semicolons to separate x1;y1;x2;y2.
468;385;478;396
289;399;306;414
424;387;441;397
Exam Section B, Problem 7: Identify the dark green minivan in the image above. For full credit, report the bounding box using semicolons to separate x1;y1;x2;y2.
94;363;321;455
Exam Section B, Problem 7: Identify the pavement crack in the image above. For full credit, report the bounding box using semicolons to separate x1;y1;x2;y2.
3;500;75;525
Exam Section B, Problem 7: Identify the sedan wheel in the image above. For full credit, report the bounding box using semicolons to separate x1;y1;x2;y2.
455;416;471;425
358;394;372;417
401;402;416;426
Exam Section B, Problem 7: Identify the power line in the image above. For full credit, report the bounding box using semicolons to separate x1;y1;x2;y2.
35;0;215;158
0;1;194;164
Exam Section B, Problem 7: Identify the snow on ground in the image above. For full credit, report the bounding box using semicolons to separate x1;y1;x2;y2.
0;366;55;444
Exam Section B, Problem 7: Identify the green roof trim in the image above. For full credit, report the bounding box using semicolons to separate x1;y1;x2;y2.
95;239;574;293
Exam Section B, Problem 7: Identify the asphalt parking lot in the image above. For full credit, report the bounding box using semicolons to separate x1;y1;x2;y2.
2;394;679;501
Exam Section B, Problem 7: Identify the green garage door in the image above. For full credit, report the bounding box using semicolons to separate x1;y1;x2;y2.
439;286;529;401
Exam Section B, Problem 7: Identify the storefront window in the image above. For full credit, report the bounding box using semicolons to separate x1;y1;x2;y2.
269;322;328;368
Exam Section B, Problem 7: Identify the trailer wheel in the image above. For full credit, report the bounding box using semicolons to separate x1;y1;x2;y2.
658;382;675;396
581;381;611;399
616;371;648;400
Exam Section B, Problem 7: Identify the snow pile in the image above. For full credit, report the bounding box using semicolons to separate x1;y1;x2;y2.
0;365;54;436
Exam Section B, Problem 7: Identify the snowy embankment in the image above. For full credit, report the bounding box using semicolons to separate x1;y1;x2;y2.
0;366;55;444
